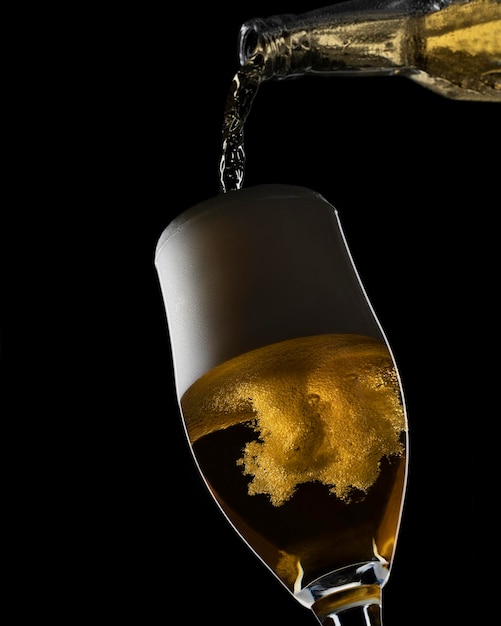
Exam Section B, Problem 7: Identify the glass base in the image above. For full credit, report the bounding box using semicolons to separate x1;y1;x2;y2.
311;585;382;625
294;561;387;626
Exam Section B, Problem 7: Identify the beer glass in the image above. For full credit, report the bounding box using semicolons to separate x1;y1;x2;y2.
155;183;408;625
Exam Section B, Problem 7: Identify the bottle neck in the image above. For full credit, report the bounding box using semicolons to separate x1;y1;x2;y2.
237;0;501;102
238;0;449;80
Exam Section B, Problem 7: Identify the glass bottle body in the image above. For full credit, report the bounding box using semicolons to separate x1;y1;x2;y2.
239;0;501;102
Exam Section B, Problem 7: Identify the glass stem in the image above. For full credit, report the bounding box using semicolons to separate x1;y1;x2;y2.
310;585;383;626
314;603;382;626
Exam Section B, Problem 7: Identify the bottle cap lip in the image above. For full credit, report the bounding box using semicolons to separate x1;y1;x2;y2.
238;15;298;74
238;21;261;66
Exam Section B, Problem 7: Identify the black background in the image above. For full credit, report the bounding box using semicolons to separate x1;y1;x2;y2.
3;1;495;623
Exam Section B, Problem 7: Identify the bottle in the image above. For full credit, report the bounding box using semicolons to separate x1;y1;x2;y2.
238;0;501;102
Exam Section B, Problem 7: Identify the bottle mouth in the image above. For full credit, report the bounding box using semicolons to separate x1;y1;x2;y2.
238;19;266;66
238;15;299;77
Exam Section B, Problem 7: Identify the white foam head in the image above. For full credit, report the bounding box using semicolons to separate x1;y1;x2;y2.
155;184;383;399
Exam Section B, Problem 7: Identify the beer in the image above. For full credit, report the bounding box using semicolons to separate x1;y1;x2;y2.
181;333;408;593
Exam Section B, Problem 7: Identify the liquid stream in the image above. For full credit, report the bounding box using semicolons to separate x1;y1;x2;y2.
219;52;264;194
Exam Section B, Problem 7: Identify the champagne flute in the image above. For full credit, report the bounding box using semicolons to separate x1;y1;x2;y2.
155;184;408;626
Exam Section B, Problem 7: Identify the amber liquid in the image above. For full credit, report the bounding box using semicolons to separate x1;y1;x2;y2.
413;0;501;100
181;334;408;593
